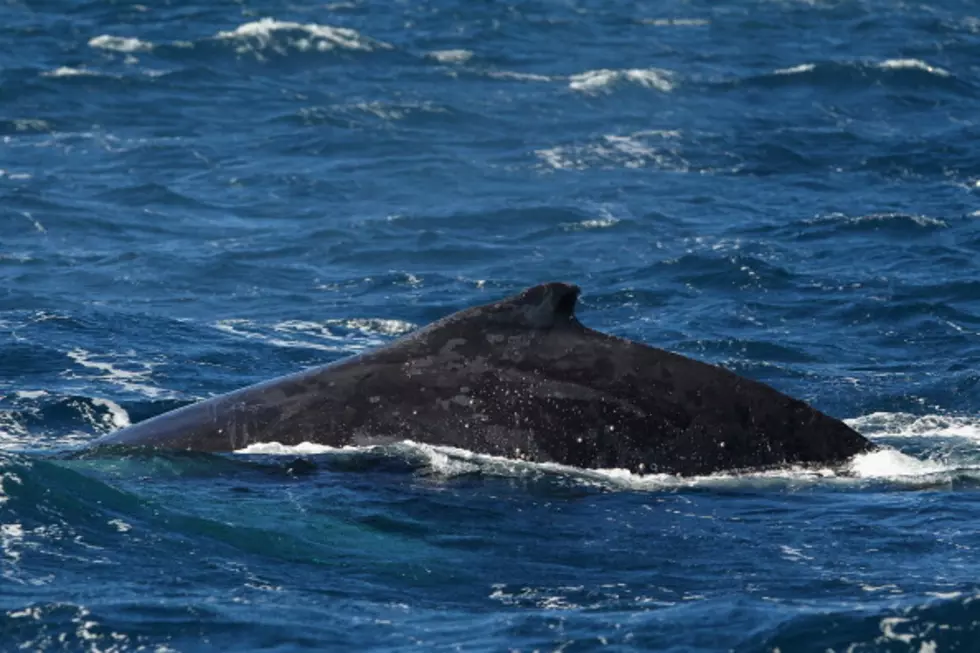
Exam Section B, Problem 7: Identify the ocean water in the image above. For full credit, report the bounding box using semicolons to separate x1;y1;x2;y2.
3;0;980;650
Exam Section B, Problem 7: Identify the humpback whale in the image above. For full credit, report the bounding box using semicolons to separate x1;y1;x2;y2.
91;283;874;475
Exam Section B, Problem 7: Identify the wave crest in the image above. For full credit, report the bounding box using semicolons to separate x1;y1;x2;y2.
88;35;154;53
569;68;674;93
215;17;390;56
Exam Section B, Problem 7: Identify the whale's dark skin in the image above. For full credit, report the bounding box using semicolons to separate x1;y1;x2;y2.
90;282;875;475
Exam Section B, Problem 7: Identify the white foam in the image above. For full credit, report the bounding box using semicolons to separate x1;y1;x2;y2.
216;18;389;54
14;390;48;400
21;212;45;233
773;63;817;76
877;58;950;77
108;519;131;533
348;101;447;122
0;411;29;450
229;440;839;490
535;146;582;171
569;68;674;93
846;448;948;478
0;471;21;508
226;409;980;489
237;441;342;455
808;212;947;229
847;412;980;440
228;431;980;491
1;523;25;563
218;316;414;354
486;70;553;82
536;131;684;172
90;397;131;431
41;67;99;78
88;35;153;52
336;318;415;337
639;18;710;27
771;60;950;79
216;319;350;353
576;217;620;229
427;49;473;64
64;349;168;399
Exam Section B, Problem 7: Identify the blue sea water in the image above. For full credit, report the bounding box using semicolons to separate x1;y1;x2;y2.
3;0;980;650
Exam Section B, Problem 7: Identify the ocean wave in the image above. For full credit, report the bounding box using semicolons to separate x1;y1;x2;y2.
800;212;949;236
426;49;474;64
649;252;795;291
0;118;51;134
753;591;980;652
288;100;455;129
877;58;951;76
744;58;964;91
40;67;100;78
568;68;674;93
0;391;133;451
637;18;710;27
327;318;416;337
536;131;685;171
847;412;980;440
63;348;169;399
560;215;621;231
485;70;553;82
88;35;154;53
214;314;412;354
214;319;354;354
215;17;390;56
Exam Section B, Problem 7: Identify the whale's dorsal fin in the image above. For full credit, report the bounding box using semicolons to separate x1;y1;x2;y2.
507;282;580;328
411;282;583;339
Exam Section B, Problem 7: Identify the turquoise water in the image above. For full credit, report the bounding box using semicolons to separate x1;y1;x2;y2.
3;0;980;650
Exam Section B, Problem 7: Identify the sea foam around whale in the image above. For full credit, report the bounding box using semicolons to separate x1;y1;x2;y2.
234;411;980;491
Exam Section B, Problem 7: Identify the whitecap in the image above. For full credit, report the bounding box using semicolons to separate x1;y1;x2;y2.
847;412;980;440
228;434;980;492
568;68;674;93
348;101;447;121
64;349;169;399
846;448;948;478
13;390;48;400
108;519;132;533
576;217;620;229
487;70;553;82
772;63;817;76
639;18;710;27
7;119;50;132
214;319;352;353
0;412;28;447
427;49;473;64
215;17;389;54
227;440;835;491
1;523;25;563
41;67;100;78
88;35;154;52
237;441;341;455
877;58;950;77
90;397;131;431
536;131;685;172
333;317;416;337
216;316;416;354
808;212;948;229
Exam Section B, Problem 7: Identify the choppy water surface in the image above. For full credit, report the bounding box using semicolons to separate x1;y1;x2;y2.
3;0;980;650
